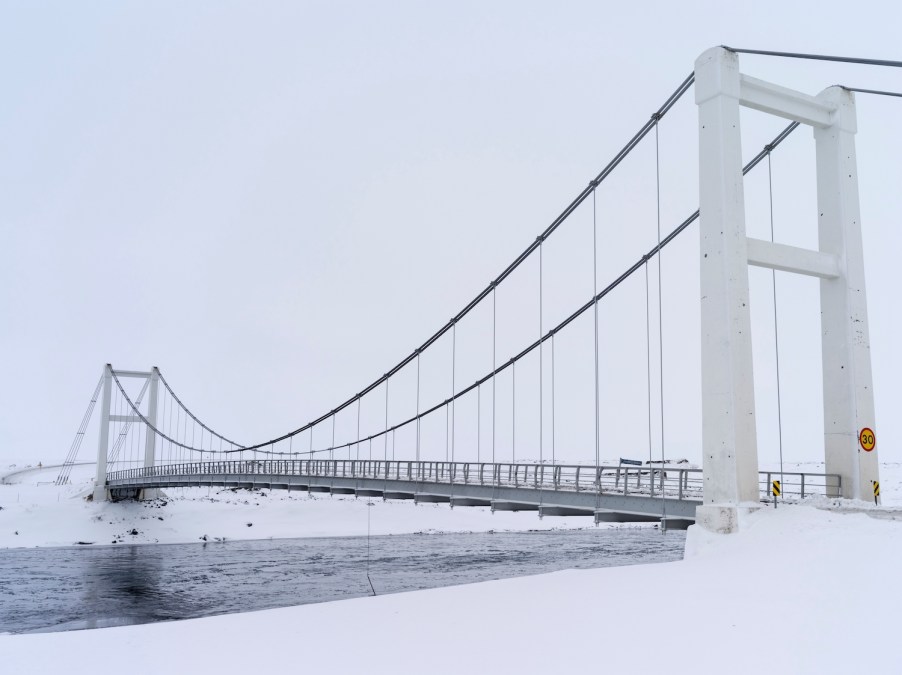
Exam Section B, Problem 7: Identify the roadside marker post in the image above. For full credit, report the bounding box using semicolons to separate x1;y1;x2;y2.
771;480;781;509
872;480;880;506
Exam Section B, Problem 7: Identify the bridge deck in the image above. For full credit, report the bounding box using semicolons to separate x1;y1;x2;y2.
105;460;839;525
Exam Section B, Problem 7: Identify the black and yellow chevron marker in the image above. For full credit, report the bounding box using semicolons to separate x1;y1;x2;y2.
873;481;880;497
771;480;781;497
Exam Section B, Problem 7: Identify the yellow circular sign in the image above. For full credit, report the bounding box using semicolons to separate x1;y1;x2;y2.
859;427;876;452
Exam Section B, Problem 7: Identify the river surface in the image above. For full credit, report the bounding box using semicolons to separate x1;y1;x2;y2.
0;529;684;634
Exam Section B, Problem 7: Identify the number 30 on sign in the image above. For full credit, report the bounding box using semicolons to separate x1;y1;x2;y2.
859;428;876;452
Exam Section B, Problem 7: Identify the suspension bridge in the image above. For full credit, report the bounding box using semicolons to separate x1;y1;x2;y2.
57;47;896;533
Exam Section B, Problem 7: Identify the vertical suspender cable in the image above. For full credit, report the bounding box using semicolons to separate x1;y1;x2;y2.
167;389;173;466
539;238;544;495
161;386;168;467
117;386;123;469
331;413;336;462
512;360;516;465
133;394;138;470
593;189;601;512
551;333;556;467
654;119;667;523
767;152;786;486
177;393;183;465
178;393;185;481
492;284;497;503
416;351;421;482
120;388;127;469
384;380;389;481
645;261;653;467
119;387;126;468
451;321;456;489
111;385;118;467
117;384;124;468
353;399;359;490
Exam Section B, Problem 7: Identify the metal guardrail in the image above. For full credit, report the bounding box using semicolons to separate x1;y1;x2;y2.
107;460;840;503
760;470;840;500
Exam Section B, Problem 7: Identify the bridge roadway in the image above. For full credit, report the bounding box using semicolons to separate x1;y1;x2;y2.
105;459;838;529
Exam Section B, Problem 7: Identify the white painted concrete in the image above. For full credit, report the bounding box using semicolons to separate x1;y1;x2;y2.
695;47;761;533
695;47;880;530
814;86;880;500
91;365;112;502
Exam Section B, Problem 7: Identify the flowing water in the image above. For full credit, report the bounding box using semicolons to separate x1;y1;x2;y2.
0;528;684;633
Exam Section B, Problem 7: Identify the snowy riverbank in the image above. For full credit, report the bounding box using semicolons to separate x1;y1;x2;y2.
2;502;899;673
4;460;902;549
2;460;901;672
0;461;600;549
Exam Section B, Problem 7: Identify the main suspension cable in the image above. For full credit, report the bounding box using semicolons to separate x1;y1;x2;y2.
840;86;902;98
111;122;799;459
164;72;696;458
723;47;902;69
156;371;244;448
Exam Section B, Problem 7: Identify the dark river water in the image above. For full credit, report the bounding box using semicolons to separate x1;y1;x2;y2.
0;529;685;634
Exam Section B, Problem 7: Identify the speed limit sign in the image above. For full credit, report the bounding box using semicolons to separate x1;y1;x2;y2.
859;428;876;452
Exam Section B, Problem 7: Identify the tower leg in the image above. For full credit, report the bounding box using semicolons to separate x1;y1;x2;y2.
815;87;880;500
140;366;162;500
694;47;761;534
92;364;113;502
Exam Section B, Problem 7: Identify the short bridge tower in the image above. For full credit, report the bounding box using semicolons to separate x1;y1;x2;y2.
93;364;160;502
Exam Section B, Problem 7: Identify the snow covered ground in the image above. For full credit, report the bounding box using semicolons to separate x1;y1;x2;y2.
1;502;899;673
4;459;901;549
3;459;901;673
0;460;599;549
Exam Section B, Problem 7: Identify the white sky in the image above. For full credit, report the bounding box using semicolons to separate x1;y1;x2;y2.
2;1;900;470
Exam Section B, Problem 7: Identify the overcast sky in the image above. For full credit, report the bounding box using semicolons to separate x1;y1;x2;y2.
2;1;900;472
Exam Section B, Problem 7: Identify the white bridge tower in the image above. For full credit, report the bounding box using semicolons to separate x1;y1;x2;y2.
695;47;880;533
93;364;160;502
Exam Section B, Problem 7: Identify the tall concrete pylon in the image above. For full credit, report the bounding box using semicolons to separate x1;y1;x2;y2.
695;47;879;533
92;365;160;501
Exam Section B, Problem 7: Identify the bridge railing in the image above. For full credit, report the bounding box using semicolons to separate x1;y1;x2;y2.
759;471;840;500
106;460;841;502
107;459;704;499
